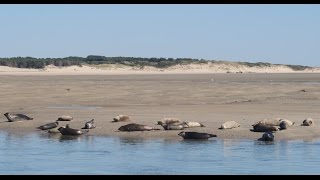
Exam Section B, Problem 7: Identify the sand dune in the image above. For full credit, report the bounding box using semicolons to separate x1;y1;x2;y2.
0;62;319;75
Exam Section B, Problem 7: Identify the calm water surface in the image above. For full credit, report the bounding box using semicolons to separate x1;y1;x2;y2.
0;131;319;175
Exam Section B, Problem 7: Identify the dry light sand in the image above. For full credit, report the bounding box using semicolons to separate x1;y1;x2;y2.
0;64;320;140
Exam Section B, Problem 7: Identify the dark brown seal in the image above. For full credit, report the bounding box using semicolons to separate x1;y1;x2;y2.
251;124;278;132
178;131;217;140
118;123;160;132
58;124;88;135
37;121;59;130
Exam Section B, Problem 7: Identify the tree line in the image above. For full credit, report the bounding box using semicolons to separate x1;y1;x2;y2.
0;55;311;71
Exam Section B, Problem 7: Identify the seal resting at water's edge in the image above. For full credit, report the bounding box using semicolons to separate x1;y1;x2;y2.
219;121;240;129
301;118;314;126
279;119;295;130
258;131;274;141
251;123;278;132
58;124;88;135
112;115;131;122
118;123;161;132
57;115;73;121
3;112;33;122
48;126;65;133
37;121;59;130
81;119;96;129
178;131;217;140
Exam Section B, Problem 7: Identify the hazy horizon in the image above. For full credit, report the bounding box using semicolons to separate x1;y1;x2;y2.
1;4;319;66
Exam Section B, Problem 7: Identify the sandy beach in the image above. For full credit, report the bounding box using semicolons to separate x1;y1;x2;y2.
0;65;320;140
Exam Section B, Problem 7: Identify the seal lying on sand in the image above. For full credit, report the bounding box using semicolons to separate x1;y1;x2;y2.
37;121;59;130
301;118;313;126
161;124;185;130
57;115;73;121
48;126;64;133
258;131;274;141
251;124;278;132
82;119;95;129
252;118;281;126
178;131;217;140
183;122;205;128
118;123;161;132
157;118;181;125
279;119;295;130
58;124;88;135
112;115;131;122
4;112;33;122
219;121;240;129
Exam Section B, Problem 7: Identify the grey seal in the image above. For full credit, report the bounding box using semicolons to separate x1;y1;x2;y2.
219;121;240;129
4;112;33;122
161;124;185;130
37;121;59;130
58;124;88;136
178;131;217;140
301;118;313;126
157;118;181;125
279;119;295;130
258;131;274;141
82;119;95;129
118;123;161;132
252;118;281;127
112;115;131;122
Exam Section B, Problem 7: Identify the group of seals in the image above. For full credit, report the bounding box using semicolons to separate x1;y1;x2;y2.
156;117;205;131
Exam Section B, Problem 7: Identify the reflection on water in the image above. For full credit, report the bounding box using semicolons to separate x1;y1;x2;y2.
0;131;320;174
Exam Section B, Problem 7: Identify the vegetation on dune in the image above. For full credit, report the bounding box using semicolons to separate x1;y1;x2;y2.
0;55;312;71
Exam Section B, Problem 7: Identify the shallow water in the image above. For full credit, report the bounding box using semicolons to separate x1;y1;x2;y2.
0;131;320;175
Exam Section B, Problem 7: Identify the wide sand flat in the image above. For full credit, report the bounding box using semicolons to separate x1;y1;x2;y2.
1;73;320;140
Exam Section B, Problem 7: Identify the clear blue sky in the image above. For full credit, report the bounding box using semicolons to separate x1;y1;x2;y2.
0;4;319;66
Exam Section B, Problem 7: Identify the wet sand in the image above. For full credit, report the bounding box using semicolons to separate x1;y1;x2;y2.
0;73;320;140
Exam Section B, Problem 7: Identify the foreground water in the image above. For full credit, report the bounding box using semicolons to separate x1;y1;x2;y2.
0;131;319;175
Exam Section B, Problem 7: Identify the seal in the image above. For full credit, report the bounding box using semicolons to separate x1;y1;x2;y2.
57;115;73;121
183;122;205;128
37;121;59;130
82;119;96;129
252;118;281;126
301;118;313;126
161;124;185;130
258;131;274;141
279;119;295;130
58;124;88;135
219;121;240;129
118;123;161;132
157;118;181;125
48;126;64;133
112;115;131;122
251;124;278;132
178;131;217;140
3;112;33;122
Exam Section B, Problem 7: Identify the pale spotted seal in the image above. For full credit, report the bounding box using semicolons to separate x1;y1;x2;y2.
157;118;181;125
161;124;185;130
82;119;96;129
178;131;217;140
301;118;313;126
252;118;281;127
183;122;205;128
4;112;33;122
37;121;59;130
118;123;160;132
112;115;131;122
219;121;240;129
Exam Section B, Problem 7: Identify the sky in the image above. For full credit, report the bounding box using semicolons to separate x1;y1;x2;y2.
0;4;319;66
